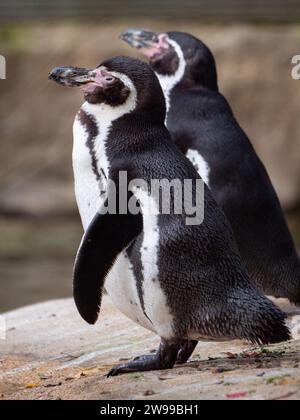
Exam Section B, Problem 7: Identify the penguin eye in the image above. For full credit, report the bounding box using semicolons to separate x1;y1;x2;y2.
105;76;115;84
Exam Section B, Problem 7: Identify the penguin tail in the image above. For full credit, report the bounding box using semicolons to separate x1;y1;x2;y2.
229;287;291;345
245;305;291;346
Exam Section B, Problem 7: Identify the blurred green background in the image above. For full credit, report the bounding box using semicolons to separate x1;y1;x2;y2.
0;1;300;312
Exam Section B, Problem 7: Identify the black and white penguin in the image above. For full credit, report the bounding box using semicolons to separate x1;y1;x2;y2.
121;29;300;306
49;56;290;376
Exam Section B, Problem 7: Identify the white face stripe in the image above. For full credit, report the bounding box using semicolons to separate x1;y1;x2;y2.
82;69;138;125
186;149;210;187
156;39;186;115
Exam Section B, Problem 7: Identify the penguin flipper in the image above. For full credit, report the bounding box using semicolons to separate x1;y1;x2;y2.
73;197;142;325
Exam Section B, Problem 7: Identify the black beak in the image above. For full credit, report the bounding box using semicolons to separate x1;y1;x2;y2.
48;66;95;87
120;29;159;50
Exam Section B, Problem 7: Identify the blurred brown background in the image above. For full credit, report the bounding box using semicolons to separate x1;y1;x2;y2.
0;1;300;312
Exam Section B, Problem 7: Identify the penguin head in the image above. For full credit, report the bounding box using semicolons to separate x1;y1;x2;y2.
49;56;166;121
121;29;218;91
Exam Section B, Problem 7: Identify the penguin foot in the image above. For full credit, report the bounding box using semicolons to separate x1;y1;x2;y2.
107;339;181;377
176;340;198;364
107;355;159;377
133;354;153;362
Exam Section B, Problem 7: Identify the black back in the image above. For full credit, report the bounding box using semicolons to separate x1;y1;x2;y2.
163;33;300;304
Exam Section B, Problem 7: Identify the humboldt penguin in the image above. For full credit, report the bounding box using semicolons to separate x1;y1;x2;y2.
49;56;290;376
121;29;300;306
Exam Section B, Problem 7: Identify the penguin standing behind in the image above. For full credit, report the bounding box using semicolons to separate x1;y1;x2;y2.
122;30;300;306
49;56;290;376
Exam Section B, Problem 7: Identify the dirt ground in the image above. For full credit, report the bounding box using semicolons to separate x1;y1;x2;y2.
0;296;299;400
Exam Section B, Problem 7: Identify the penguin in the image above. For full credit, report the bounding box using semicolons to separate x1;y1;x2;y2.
121;29;300;306
48;56;290;376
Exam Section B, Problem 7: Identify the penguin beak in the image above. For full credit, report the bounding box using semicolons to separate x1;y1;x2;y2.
48;66;96;87
120;29;170;58
48;66;116;91
48;66;101;89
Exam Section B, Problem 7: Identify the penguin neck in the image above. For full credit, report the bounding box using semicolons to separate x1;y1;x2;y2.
155;42;219;116
155;40;186;115
80;83;137;167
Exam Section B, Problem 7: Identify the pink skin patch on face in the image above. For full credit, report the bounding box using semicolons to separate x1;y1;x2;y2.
81;67;112;93
141;33;170;58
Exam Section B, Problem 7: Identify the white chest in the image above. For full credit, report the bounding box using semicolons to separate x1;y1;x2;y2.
72;112;110;230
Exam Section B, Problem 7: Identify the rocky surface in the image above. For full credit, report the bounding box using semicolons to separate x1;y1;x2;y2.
1;296;300;400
